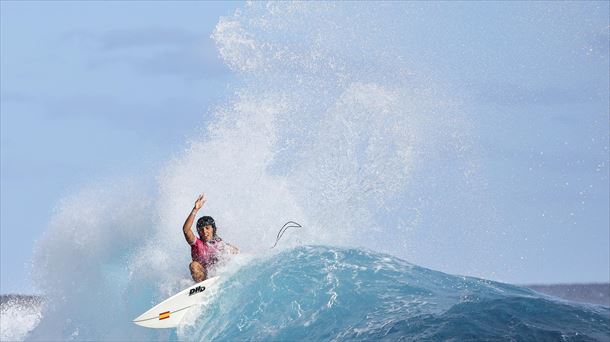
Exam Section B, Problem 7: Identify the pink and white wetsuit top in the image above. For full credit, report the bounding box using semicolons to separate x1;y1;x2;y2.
190;237;226;266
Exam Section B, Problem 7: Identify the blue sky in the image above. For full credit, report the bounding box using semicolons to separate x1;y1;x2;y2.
1;1;241;294
1;1;608;294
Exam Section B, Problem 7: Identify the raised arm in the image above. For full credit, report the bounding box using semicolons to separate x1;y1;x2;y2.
183;193;206;245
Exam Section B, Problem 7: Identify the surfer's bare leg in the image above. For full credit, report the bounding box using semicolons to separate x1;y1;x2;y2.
189;261;207;282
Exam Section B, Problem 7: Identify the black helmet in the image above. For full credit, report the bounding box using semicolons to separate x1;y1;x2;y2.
197;216;217;236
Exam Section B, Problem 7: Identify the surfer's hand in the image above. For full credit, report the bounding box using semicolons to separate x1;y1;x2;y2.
194;193;206;210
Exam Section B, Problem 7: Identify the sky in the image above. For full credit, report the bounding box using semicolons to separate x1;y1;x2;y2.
1;1;609;294
1;1;241;294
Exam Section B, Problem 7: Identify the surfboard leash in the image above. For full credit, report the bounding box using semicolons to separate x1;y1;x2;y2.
270;221;302;249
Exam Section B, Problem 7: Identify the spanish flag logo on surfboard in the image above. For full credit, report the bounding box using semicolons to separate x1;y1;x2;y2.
132;276;221;328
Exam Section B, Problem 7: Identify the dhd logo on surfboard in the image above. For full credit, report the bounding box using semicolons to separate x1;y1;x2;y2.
189;285;206;296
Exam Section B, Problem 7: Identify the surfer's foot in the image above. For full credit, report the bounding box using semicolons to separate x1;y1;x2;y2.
189;261;207;282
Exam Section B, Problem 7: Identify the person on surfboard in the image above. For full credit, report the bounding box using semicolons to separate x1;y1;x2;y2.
183;193;239;282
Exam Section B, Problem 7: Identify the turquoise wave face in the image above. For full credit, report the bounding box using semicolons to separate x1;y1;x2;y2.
178;246;609;341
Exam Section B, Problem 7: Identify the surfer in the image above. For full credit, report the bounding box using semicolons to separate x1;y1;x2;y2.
183;193;239;282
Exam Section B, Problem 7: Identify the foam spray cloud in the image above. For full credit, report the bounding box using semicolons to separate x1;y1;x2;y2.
29;2;480;340
208;2;478;252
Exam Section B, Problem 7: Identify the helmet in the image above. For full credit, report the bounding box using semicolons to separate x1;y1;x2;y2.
196;216;217;236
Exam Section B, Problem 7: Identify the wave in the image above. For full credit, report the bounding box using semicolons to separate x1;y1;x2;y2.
178;246;609;341
8;246;610;341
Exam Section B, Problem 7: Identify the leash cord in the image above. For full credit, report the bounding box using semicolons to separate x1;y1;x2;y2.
270;221;302;249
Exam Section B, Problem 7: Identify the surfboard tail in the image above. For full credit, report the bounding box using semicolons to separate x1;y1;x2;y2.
133;306;193;329
132;276;221;329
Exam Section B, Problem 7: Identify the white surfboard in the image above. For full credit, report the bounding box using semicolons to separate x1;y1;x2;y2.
133;276;221;329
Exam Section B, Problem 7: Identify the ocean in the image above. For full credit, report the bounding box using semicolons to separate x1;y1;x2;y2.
3;247;609;341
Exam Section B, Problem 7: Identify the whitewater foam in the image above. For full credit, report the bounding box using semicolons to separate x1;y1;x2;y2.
0;296;42;341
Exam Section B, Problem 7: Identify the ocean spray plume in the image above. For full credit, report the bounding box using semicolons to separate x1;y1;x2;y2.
29;179;158;340
27;2;494;340
211;2;481;255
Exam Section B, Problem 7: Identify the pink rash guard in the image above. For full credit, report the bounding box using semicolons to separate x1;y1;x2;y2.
190;237;225;266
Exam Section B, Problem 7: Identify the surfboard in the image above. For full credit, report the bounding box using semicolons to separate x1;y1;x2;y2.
133;276;221;329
